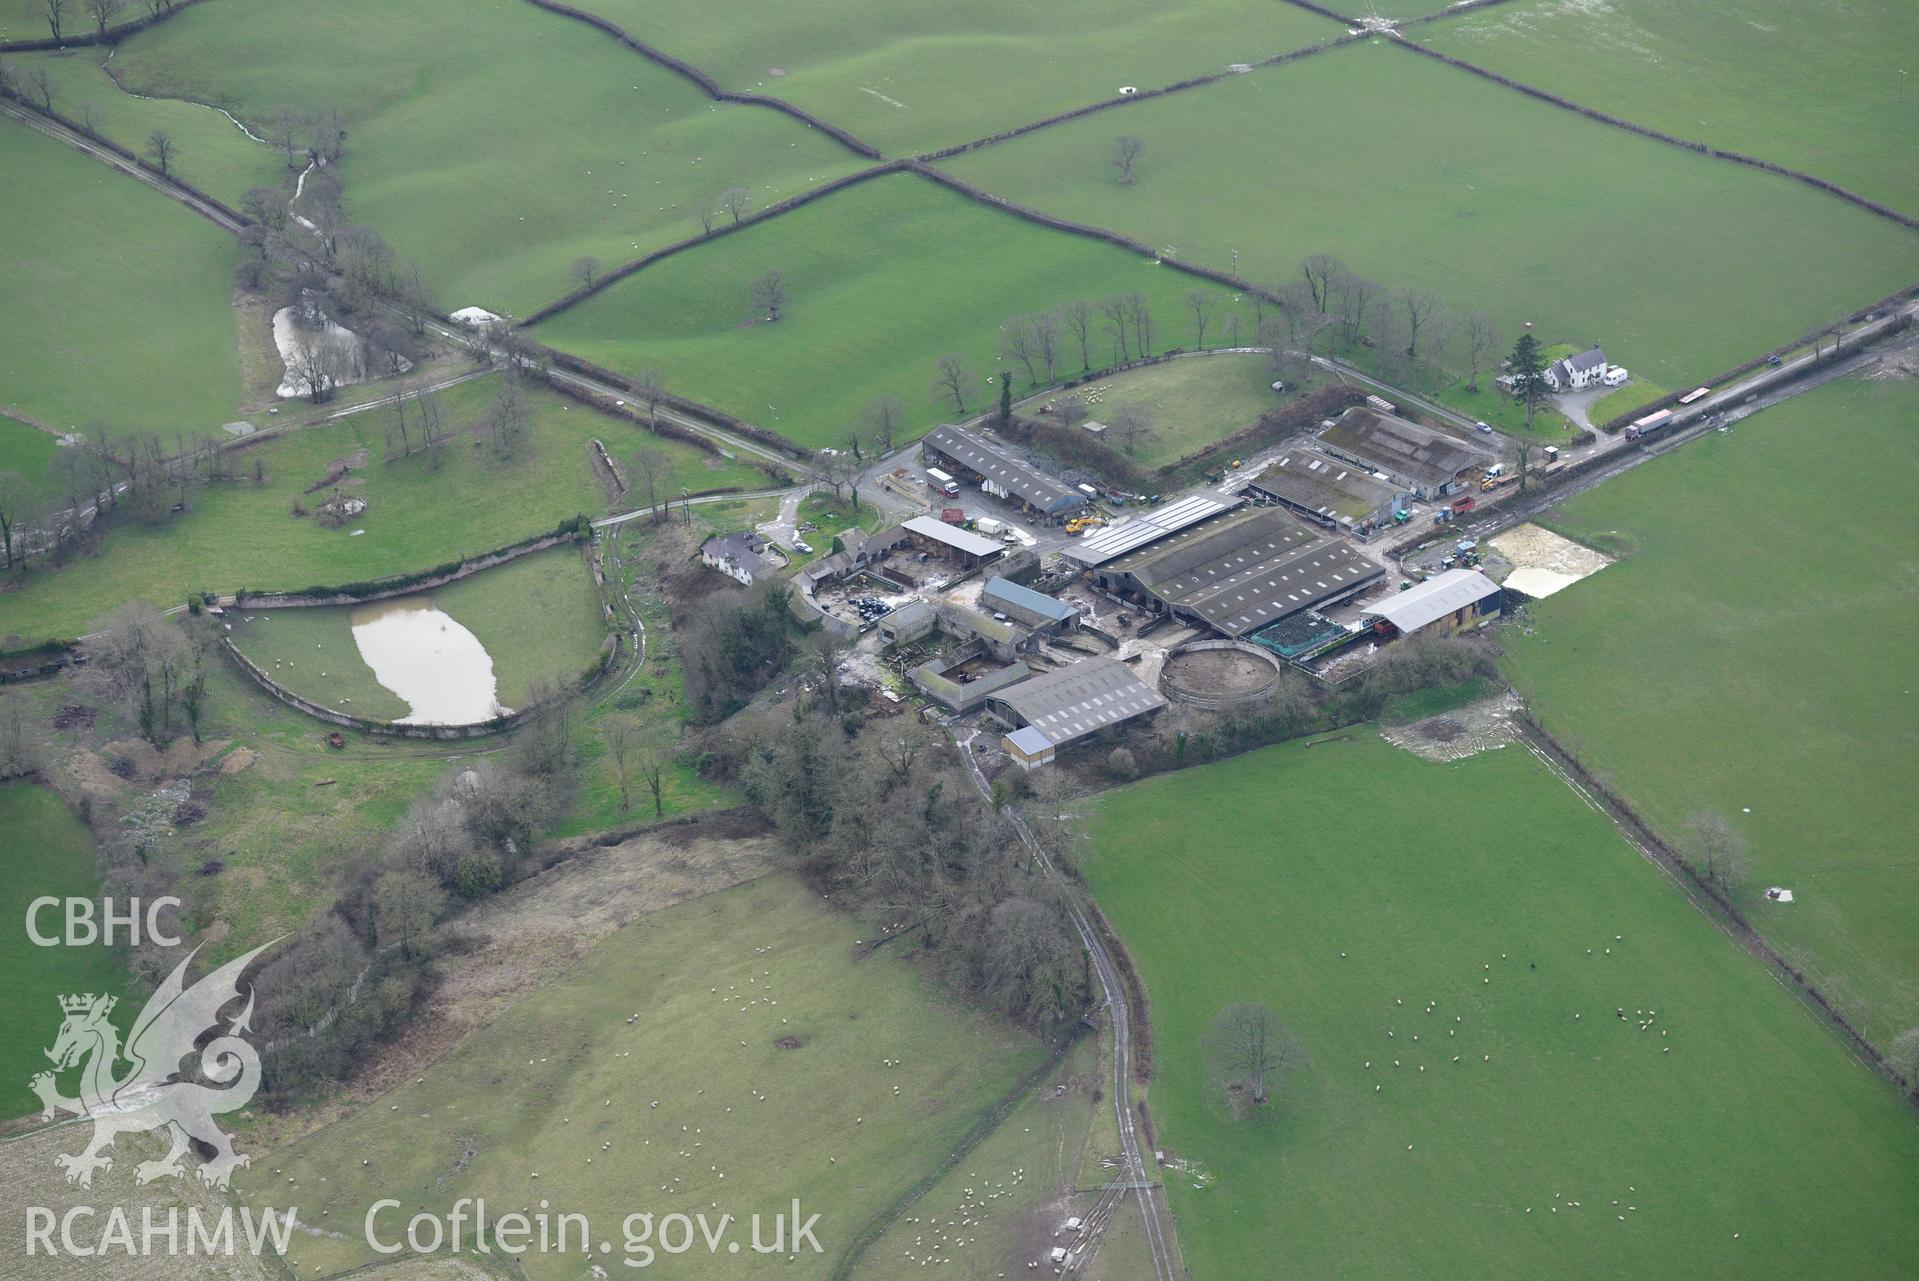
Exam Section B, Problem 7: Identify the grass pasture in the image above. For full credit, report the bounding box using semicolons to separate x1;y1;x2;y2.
575;0;1344;155
109;0;864;315
1422;0;1919;217
0;781;126;1122
535;172;1246;450
0;119;242;434
0;413;66;509
1502;372;1919;1041
1061;352;1293;470
224;544;607;720
1086;732;1919;1280
235;873;1045;1281
0;373;760;643
944;41;1919;389
8;49;287;201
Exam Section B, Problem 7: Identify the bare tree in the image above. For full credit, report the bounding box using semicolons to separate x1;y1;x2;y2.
1683;812;1753;892
998;315;1039;385
1459;312;1500;392
1125;292;1154;359
1186;288;1217;350
1204;1002;1303;1109
718;185;751;226
627;446;670;522
284;326;355;404
636;747;665;818
629;366;667;428
83;0;121;37
1057;300;1095;371
1097;295;1129;364
696;200;717;234
373;869;445;960
1030;310;1060;384
862;395;903;454
1299;254;1346;313
1054;393;1088;433
0;690;39;780
1397;286;1443;360
1111;135;1144;184
22;64;53;112
816;449;861;509
1109;402;1154;457
484;378;530;460
570;255;604;290
931;353;977;415
41;0;68;41
0;471;23;570
606;715;637;812
751;270;785;322
808;631;845;717
1334;274;1383;353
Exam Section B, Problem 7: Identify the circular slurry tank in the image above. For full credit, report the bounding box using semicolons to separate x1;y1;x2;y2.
1158;639;1286;707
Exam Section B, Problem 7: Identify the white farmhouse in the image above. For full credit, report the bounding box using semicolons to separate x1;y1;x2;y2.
700;532;780;585
1543;344;1609;392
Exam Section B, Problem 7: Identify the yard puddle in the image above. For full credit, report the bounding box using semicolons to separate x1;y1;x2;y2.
349;596;505;725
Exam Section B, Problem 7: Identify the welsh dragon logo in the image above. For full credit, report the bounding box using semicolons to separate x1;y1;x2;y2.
32;939;278;1190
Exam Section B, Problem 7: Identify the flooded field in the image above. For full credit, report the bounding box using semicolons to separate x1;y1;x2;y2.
349;595;505;724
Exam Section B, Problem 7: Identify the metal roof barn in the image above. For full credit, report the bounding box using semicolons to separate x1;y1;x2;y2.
987;657;1167;748
1066;494;1242;566
1368;568;1501;634
901;515;1005;560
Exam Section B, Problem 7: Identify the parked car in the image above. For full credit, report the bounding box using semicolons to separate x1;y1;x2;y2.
792;539;813;554
1474;421;1492;434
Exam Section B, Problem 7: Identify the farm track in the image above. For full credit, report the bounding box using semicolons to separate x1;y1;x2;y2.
951;729;1181;1281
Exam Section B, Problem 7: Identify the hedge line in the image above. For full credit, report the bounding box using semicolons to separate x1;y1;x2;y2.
1398;0;1523;30
544;350;813;460
233;517;588;603
1392;36;1919;231
1275;0;1358;25
517;161;904;326
518;0;882;159
915;31;1371;162
1523;714;1914;1102
0;91;251;228
0;0;210;52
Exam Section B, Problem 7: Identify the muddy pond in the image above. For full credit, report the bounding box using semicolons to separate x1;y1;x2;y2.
349;596;505;725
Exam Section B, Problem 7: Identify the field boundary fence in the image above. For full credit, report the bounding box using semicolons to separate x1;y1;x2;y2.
0;0;212;52
1520;713;1915;1102
517;161;905;326
1390;36;1919;231
518;0;883;159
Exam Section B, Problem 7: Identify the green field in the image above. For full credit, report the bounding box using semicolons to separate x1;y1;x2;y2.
108;0;864;316
0;414;66;509
1086;732;1919;1279
1062;352;1291;469
1503;372;1919;1042
536;172;1246;450
8;49;287;201
0;781;128;1122
0;120;242;433
945;42;1919;388
236;872;1045;1280
577;0;1343;155
0;373;761;643
1423;0;1919;217
226;543;608;720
